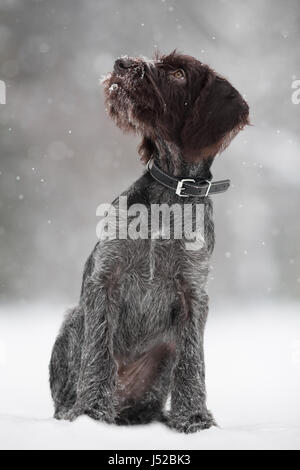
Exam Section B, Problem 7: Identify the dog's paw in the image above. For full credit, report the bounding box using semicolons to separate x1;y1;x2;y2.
85;407;115;423
55;405;114;423
55;406;84;422
54;407;72;420
168;410;217;434
54;399;116;423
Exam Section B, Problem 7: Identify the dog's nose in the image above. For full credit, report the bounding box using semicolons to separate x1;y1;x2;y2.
114;57;135;74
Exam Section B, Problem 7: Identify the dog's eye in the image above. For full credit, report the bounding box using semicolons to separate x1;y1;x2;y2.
171;69;185;80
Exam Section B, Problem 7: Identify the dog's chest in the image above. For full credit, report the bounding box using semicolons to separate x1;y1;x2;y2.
121;238;209;310
115;239;209;352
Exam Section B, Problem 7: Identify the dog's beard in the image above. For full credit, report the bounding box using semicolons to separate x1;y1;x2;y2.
103;81;138;132
102;72;148;134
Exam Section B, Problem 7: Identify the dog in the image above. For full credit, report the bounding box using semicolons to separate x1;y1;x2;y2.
49;51;249;433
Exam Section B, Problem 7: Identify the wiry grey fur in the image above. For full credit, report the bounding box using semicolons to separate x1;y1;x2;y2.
50;164;215;432
49;52;249;433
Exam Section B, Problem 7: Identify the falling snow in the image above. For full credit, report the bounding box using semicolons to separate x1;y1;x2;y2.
0;0;299;450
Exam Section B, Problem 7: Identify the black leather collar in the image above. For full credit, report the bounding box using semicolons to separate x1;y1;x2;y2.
147;159;230;198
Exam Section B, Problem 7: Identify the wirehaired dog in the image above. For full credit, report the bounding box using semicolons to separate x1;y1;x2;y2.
49;51;249;433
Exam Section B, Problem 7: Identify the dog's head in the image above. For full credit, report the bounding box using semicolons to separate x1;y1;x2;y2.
102;51;249;162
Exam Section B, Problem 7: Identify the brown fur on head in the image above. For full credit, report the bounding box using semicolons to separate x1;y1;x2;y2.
102;50;249;165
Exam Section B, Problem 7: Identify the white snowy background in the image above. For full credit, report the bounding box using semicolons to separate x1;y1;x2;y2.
0;0;300;450
1;302;300;450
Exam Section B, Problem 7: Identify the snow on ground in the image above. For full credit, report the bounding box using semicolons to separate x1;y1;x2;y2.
0;302;299;450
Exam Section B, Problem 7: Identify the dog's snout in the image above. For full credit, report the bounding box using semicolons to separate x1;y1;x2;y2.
241;98;249;114
114;57;135;74
243;100;249;110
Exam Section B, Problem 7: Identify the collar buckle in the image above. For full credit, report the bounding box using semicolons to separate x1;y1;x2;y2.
147;158;154;171
204;179;212;197
175;178;196;197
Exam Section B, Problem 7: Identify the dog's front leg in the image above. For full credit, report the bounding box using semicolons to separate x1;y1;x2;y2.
169;292;216;433
61;275;118;423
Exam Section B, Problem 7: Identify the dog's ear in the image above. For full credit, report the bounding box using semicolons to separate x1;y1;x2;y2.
180;72;215;159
